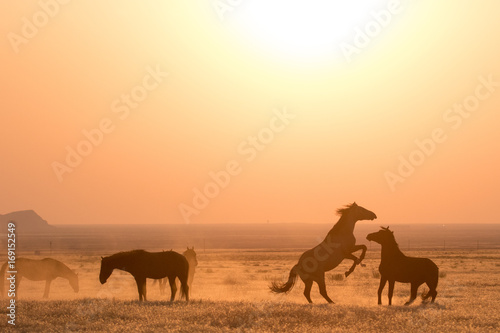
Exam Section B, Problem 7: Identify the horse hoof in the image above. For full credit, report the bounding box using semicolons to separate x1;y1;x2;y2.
360;263;366;267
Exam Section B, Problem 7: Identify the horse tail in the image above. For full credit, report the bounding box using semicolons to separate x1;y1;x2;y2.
0;261;7;297
179;277;189;301
270;264;299;294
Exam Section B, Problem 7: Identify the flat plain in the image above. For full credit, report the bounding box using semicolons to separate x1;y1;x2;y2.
1;224;500;332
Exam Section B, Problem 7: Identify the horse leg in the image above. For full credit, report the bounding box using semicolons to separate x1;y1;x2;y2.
405;283;419;306
168;276;177;302
344;245;368;277
425;281;438;303
377;276;387;305
431;289;437;303
303;279;313;304
344;253;359;277
388;280;395;306
43;279;53;298
134;277;146;301
351;244;368;263
317;274;334;304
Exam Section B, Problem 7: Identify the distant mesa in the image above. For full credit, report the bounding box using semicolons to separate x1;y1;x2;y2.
0;210;55;233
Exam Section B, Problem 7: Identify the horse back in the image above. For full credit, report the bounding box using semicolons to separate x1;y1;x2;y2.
138;251;189;279
380;256;438;283
15;258;59;281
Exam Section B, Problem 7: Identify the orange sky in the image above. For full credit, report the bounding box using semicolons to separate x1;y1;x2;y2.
1;1;499;225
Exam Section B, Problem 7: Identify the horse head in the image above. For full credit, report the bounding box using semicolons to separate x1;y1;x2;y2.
99;256;113;284
337;202;377;222
184;247;198;267
70;271;79;293
366;226;395;245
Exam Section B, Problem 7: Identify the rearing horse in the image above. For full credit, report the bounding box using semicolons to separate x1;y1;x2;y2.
270;202;376;303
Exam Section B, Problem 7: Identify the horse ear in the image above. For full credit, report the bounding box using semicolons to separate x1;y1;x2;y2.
353;202;357;206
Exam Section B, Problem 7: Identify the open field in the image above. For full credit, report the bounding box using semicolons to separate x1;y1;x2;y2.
1;247;500;332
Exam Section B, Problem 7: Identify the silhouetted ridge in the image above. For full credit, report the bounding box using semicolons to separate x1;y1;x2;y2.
0;210;55;233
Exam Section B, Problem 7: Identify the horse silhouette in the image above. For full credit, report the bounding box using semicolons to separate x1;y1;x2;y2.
157;247;198;297
99;249;189;302
367;227;439;305
270;202;377;303
1;258;78;298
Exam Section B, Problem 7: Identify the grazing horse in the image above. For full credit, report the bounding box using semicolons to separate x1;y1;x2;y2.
0;258;79;298
158;247;198;297
270;202;377;303
367;227;439;305
99;249;189;302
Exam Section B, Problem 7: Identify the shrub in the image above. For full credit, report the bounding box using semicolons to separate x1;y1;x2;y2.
329;274;344;282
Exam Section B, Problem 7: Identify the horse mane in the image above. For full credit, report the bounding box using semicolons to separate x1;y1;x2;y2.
106;249;147;260
55;259;76;276
327;203;357;234
335;203;356;216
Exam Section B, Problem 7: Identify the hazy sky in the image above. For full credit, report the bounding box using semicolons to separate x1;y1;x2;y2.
1;1;499;225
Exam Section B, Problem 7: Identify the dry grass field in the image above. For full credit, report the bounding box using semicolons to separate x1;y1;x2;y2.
1;247;500;332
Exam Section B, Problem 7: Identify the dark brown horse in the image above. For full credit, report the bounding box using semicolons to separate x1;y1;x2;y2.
270;202;377;303
367;227;439;305
157;247;198;297
99;250;189;302
1;258;79;298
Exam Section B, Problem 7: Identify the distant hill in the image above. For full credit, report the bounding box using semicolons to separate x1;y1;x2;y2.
0;210;55;233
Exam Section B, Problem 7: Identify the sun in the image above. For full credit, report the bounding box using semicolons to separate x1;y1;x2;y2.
228;0;390;63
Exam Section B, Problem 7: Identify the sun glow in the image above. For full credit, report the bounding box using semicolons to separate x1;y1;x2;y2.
229;0;390;63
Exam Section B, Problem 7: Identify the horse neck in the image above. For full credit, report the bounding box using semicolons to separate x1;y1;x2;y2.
381;240;404;261
185;256;196;272
57;262;76;279
325;214;356;239
108;255;126;270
